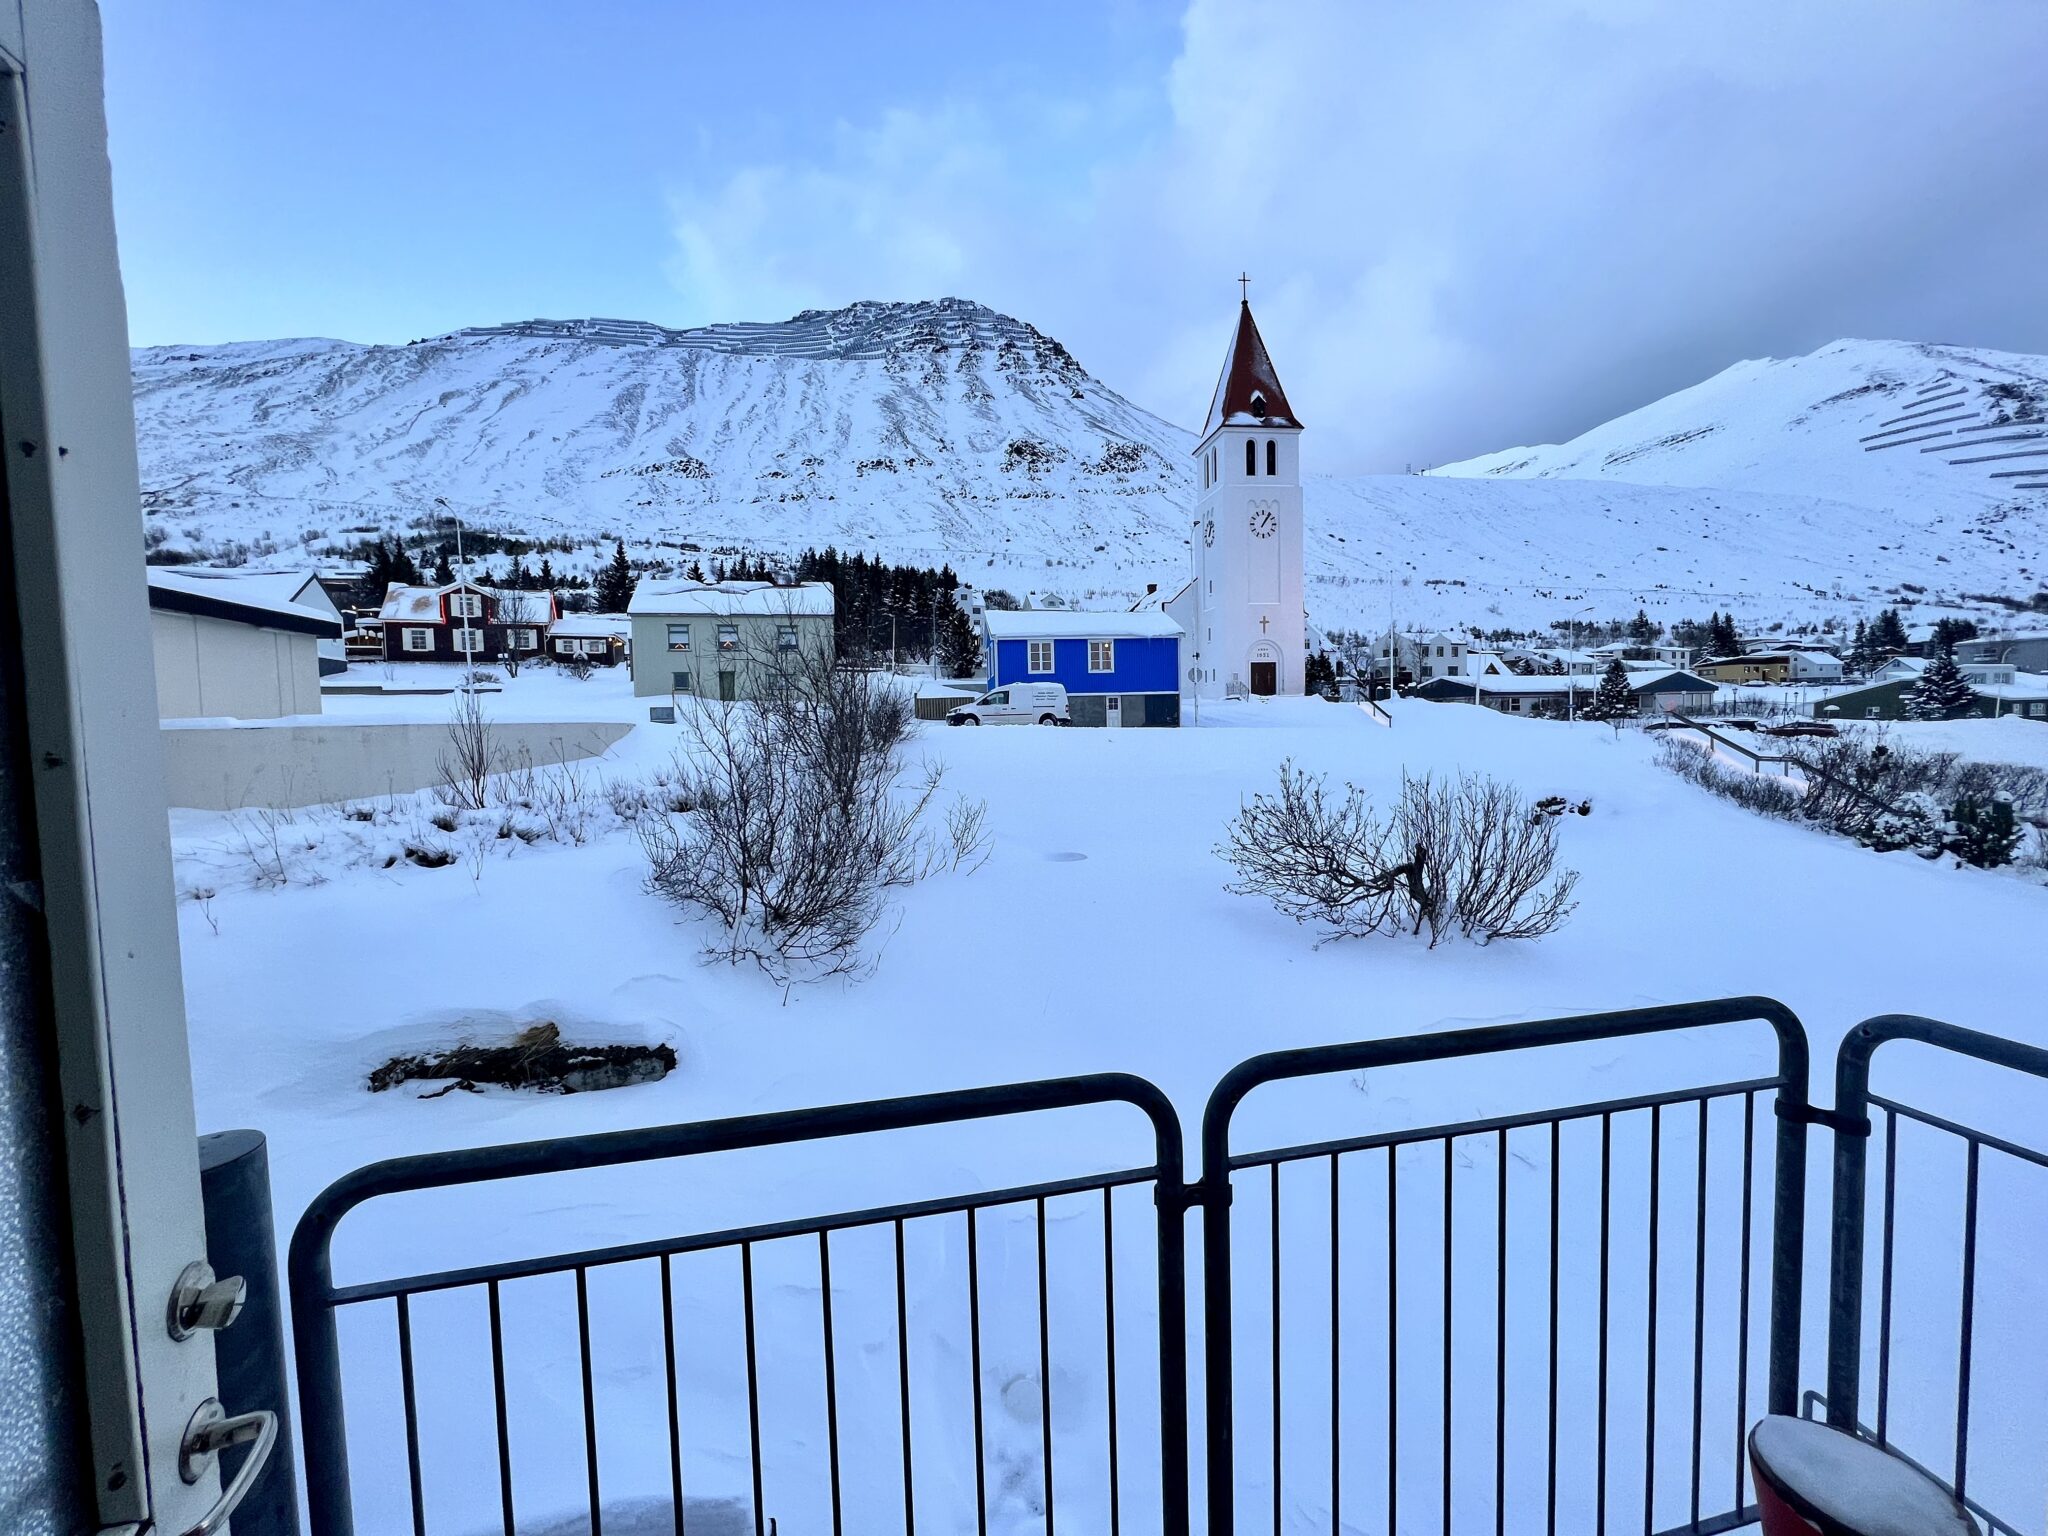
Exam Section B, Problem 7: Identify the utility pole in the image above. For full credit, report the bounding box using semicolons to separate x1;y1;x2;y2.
436;497;475;673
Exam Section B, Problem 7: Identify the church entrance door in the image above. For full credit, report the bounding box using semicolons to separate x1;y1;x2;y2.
1250;661;1277;696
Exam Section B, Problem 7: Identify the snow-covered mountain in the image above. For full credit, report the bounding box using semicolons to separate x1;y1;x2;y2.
133;309;2048;634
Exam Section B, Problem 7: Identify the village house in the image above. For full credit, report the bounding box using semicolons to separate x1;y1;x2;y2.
1694;649;1844;685
1814;673;2048;722
548;613;632;667
378;581;559;663
1409;667;1718;718
984;609;1184;726
626;580;835;700
147;566;344;719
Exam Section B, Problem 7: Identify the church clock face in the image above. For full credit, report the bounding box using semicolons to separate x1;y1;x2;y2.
1249;506;1278;540
1203;517;1215;548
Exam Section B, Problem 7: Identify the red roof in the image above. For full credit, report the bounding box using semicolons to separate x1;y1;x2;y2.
1199;301;1300;443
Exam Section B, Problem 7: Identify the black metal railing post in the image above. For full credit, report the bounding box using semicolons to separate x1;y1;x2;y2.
1825;1015;2048;1441
289;1072;1190;1536
1194;996;1810;1536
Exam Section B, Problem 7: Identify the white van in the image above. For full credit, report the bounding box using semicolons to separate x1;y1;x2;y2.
947;682;1070;726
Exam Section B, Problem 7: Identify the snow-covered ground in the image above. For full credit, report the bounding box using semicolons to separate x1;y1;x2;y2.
173;697;2048;1534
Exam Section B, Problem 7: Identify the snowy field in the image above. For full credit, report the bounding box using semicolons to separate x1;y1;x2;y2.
172;693;2048;1534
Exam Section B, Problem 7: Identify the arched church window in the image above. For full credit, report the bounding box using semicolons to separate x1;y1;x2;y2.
1245;438;1256;477
1266;439;1277;476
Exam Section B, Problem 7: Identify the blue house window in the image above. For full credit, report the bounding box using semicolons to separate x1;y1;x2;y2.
1027;639;1054;673
1088;639;1115;673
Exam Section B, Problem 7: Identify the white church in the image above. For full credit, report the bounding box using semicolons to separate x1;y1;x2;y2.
1164;298;1306;700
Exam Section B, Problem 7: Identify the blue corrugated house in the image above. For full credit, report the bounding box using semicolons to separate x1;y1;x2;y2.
983;610;1184;726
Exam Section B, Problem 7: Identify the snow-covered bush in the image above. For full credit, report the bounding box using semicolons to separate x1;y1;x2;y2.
1945;793;2021;868
638;649;984;980
1654;739;1804;820
1219;763;1579;947
1858;792;1943;856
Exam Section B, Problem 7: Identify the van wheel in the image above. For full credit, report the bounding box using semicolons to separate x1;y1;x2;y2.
1038;714;1059;726
962;716;980;725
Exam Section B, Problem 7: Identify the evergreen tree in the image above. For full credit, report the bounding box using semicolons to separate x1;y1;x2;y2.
933;594;982;678
1947;794;2020;869
1907;643;1975;720
1584;657;1636;722
594;540;636;613
1870;608;1909;654
1304;651;1338;697
505;554;531;591
538;556;557;594
1931;616;1979;649
1627;608;1660;645
1846;618;1873;674
432;550;454;586
685;560;705;582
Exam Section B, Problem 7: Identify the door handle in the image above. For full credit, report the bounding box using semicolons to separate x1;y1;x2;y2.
176;1398;278;1536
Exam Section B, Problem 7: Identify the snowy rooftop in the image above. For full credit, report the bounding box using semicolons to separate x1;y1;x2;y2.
378;581;549;622
147;567;341;635
549;614;634;638
626;580;834;618
985;610;1183;640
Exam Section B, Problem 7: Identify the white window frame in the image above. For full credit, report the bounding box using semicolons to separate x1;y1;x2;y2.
1027;639;1055;673
1088;639;1115;674
777;623;800;651
452;626;484;654
717;623;740;652
511;627;536;651
403;627;433;652
449;592;484;619
555;638;576;656
667;623;690;652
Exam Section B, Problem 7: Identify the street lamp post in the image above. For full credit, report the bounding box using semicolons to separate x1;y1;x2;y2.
1567;604;1594;723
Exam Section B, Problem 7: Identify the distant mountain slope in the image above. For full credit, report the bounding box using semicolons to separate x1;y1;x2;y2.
133;313;2048;634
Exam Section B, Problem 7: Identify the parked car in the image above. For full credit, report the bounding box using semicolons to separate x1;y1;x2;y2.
1760;720;1840;738
947;682;1070;726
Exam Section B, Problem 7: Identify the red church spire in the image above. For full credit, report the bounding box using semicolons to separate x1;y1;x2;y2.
1199;294;1300;443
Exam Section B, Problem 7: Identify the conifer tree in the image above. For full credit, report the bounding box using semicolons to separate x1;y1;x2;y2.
1871;608;1909;654
1846;618;1872;674
432;550;454;586
1907;643;1975;720
594;540;636;613
538;556;557;593
1584;656;1636;722
934;594;982;678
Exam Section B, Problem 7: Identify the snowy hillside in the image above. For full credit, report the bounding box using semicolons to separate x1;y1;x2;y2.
134;313;2048;634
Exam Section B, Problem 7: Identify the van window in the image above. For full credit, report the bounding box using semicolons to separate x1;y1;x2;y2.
985;690;1008;705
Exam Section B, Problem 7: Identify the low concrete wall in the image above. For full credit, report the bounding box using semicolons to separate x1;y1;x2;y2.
160;719;635;810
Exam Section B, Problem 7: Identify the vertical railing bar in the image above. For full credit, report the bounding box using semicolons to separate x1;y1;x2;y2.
1495;1127;1508;1536
1547;1122;1560;1536
1876;1108;1897;1448
1443;1136;1453;1536
1954;1142;1980;1499
1036;1198;1053;1536
395;1294;426;1536
489;1279;515;1536
1644;1104;1662;1536
1735;1093;1754;1512
577;1266;603;1536
1271;1162;1282;1536
742;1243;763;1536
818;1233;843;1536
1388;1147;1399;1536
1103;1187;1121;1536
1689;1099;1707;1530
1597;1111;1611;1536
897;1218;917;1536
968;1210;988;1536
659;1257;686;1536
1329;1152;1341;1536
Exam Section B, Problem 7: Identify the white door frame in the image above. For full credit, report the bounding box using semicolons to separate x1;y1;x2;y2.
0;10;227;1532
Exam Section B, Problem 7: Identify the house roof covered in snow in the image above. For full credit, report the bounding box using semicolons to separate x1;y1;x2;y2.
549;613;633;638
147;567;342;637
1413;668;1714;698
378;581;551;622
985;609;1183;640
1199;301;1300;443
626;580;834;618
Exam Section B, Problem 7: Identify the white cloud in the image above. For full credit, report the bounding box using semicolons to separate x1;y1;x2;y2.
666;0;2048;471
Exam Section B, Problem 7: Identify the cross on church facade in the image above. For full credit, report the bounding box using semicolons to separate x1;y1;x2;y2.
1259;614;1269;632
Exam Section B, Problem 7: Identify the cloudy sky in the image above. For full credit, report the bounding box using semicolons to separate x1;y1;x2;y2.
103;0;2048;473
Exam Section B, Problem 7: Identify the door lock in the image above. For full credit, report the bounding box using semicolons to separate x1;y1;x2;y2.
167;1260;246;1341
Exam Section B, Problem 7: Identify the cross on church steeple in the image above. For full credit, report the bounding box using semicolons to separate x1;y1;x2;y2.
1238;272;1250;302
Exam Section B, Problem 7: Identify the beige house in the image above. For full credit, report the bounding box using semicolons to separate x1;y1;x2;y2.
147;567;343;719
627;580;836;699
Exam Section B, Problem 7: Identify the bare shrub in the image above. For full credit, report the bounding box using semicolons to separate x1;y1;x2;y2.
1220;762;1578;947
1655;738;1805;820
438;688;496;811
637;649;954;980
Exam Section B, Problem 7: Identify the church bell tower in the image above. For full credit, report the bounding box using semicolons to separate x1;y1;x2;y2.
1186;296;1304;699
